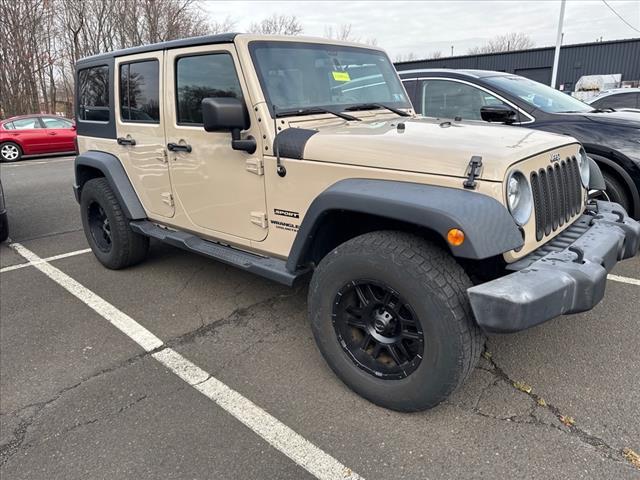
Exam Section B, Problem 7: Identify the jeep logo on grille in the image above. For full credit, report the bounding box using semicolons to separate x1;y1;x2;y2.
550;153;561;163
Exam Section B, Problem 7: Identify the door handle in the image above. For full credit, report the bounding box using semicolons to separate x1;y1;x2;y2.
48;132;58;135
167;142;192;153
117;137;136;146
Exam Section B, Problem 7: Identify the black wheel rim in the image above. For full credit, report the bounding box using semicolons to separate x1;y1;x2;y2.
87;201;112;252
332;280;424;380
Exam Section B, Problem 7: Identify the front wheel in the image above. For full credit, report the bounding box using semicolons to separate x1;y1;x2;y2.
602;171;632;215
80;178;149;269
308;231;484;412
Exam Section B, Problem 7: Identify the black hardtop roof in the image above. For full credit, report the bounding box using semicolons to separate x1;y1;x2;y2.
76;33;239;66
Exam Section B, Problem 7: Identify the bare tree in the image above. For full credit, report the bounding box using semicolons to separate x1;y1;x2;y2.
0;0;51;117
429;51;443;59
211;16;236;34
395;52;417;62
468;32;535;54
249;14;303;35
1;0;226;118
324;24;353;41
324;23;377;46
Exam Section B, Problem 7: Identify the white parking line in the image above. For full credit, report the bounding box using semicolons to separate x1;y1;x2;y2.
0;248;91;273
9;242;363;480
607;274;640;286
4;245;639;291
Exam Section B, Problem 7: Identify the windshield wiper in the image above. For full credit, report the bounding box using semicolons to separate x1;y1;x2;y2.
275;107;360;121
344;103;411;117
591;108;616;113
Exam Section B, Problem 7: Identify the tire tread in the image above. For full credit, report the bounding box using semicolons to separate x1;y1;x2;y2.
81;178;148;269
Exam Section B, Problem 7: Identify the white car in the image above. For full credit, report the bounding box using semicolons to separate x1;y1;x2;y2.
587;88;640;112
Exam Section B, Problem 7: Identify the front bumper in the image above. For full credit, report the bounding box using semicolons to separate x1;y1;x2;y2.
468;201;640;333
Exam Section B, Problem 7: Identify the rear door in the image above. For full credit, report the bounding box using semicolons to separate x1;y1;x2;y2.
41;117;75;153
115;51;174;218
5;117;48;154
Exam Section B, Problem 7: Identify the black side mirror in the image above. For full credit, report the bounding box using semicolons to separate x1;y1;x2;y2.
480;105;517;124
201;97;256;154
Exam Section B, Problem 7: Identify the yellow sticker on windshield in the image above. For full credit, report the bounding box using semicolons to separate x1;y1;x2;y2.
332;71;351;82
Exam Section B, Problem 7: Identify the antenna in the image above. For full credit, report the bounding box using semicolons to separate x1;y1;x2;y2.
273;104;286;177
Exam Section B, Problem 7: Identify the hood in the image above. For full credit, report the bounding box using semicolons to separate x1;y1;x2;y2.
581;111;640;128
287;117;577;181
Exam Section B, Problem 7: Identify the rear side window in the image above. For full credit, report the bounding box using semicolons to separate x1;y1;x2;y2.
120;60;160;123
78;66;110;122
11;118;42;129
176;53;243;125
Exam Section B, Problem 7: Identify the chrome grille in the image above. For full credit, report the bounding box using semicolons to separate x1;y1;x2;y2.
530;156;583;241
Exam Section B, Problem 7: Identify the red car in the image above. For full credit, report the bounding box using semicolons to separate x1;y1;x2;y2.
0;114;77;162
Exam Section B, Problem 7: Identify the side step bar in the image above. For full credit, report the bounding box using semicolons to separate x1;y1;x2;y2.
130;220;307;286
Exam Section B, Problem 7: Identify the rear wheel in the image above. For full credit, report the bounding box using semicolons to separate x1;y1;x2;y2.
308;231;484;411
80;178;149;269
0;142;22;162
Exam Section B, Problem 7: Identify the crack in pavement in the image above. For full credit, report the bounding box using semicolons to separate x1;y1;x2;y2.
10;228;84;244
0;289;299;465
462;347;637;470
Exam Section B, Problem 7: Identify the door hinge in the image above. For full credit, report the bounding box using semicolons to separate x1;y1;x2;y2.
250;211;268;229
245;158;264;176
161;192;174;207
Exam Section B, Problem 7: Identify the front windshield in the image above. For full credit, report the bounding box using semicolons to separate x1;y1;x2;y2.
249;41;410;116
485;75;593;114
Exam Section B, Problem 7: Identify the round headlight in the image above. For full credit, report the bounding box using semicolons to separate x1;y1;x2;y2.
577;147;590;188
506;170;533;225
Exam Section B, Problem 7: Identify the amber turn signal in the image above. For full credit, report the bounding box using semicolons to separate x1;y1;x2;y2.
447;228;465;246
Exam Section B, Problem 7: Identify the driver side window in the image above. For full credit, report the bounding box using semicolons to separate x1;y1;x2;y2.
421;79;505;121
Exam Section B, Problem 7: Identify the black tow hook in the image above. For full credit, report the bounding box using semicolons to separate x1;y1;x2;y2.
611;210;625;223
568;245;585;264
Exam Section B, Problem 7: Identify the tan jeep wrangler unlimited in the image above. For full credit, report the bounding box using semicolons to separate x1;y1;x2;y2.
74;34;640;411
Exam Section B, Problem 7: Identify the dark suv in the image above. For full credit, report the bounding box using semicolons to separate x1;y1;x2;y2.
398;69;640;218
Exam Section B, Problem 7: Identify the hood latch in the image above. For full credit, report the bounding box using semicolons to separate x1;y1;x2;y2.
463;156;483;189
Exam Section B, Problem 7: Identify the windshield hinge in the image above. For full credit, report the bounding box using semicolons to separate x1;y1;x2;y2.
463;156;483;189
246;158;264;176
250;211;268;229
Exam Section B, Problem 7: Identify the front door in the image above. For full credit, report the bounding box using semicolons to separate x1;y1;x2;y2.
164;45;267;241
41;117;75;153
115;51;174;218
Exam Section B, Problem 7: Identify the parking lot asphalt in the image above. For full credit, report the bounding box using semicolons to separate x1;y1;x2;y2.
1;156;639;479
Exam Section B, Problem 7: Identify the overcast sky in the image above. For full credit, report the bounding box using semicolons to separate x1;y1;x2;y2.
201;0;640;59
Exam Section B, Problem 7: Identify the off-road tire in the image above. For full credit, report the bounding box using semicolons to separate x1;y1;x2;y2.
80;178;149;269
0;142;22;162
308;231;484;412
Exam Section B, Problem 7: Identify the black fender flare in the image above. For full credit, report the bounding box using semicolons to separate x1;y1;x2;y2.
286;178;523;271
74;150;146;219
